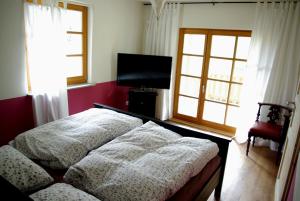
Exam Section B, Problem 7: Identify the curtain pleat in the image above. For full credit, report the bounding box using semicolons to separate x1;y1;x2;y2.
144;3;181;120
25;2;69;126
235;1;300;146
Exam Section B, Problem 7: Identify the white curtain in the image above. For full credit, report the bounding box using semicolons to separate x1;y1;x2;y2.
144;2;181;120
25;0;69;126
235;1;300;144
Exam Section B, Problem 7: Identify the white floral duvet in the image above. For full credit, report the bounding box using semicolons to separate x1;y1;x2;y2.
13;108;143;169
64;121;219;201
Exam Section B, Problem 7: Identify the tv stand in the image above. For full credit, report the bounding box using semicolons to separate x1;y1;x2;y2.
128;90;157;118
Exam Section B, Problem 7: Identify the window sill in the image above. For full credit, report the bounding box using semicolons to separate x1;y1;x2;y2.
167;118;234;139
27;83;96;96
67;83;96;90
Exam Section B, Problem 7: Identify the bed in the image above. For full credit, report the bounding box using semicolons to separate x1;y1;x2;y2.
11;108;143;169
0;103;231;201
92;103;231;201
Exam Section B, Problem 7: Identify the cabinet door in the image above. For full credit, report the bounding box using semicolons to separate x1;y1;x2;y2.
128;92;156;118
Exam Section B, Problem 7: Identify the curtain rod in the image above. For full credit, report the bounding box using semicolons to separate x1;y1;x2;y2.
143;1;298;5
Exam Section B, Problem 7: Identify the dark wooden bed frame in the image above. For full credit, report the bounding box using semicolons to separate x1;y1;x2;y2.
1;104;231;201
94;103;232;201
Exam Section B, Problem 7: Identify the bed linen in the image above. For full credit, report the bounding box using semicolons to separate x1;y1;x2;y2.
0;145;53;192
64;121;219;201
13;108;143;169
30;183;101;201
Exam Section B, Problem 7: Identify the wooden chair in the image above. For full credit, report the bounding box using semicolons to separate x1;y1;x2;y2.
246;102;293;164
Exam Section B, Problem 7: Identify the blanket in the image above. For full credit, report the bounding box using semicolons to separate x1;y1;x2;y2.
64;121;219;201
13;108;143;169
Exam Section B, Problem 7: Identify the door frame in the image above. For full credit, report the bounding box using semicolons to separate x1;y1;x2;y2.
173;28;251;135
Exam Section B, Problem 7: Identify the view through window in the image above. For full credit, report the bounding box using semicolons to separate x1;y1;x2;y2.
173;29;251;135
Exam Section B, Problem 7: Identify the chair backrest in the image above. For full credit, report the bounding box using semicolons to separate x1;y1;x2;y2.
256;103;292;124
256;102;293;142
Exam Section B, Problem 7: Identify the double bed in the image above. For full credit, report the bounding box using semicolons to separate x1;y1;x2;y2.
0;103;231;201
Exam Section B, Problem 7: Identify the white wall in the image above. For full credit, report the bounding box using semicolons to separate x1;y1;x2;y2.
181;3;256;30
275;90;300;201
90;0;144;83
0;1;256;100
0;0;27;100
0;0;144;101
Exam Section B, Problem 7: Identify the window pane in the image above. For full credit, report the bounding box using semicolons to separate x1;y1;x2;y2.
205;80;229;103
66;10;82;32
178;96;198;117
181;55;203;77
208;58;232;81
66;56;83;77
203;101;226;124
211;35;235;58
179;76;201;98
226;106;240;127
236;37;251;59
67;34;82;55
232;61;247;83
229;84;242;106
183;34;205;55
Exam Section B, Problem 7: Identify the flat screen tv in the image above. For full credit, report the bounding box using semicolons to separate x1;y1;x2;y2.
117;53;172;89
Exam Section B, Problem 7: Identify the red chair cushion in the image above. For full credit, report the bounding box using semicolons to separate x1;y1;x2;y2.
249;122;282;142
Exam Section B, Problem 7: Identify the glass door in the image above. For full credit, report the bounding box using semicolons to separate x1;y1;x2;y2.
175;32;206;119
173;29;251;135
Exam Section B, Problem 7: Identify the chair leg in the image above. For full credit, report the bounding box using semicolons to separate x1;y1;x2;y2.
246;136;251;156
252;136;256;147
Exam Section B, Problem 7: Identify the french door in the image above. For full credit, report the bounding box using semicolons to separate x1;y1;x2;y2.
173;29;251;135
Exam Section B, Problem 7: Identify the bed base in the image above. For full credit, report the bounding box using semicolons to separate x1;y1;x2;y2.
94;103;231;201
194;168;221;201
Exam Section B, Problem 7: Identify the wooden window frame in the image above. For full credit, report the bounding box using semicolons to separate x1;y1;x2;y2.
66;4;88;85
25;1;88;87
173;28;251;135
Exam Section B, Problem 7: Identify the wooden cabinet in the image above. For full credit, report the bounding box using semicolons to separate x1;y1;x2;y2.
128;90;157;118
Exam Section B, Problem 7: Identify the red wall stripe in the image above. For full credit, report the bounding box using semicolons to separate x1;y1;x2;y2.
68;81;130;115
0;96;34;145
0;81;130;145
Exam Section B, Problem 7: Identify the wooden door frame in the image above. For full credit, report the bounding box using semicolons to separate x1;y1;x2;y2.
173;28;251;135
282;123;300;201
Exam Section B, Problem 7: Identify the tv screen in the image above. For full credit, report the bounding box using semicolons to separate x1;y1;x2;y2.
117;53;172;89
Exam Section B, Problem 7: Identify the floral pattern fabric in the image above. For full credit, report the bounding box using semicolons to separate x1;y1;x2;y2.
0;145;53;192
30;183;101;201
13;108;143;169
64;121;219;201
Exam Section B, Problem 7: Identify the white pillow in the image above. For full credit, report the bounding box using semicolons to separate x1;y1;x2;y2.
0;145;53;192
30;183;100;201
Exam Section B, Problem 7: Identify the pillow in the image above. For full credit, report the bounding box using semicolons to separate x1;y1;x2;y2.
0;145;53;192
30;183;100;201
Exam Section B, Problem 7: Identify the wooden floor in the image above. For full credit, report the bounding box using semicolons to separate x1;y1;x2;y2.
208;140;278;201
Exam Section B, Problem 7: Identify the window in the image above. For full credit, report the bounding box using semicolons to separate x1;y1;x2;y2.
65;4;88;85
173;29;251;135
26;1;88;86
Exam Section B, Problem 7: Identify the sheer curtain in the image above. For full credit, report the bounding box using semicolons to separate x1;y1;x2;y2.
25;0;69;126
144;1;181;120
235;1;300;144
